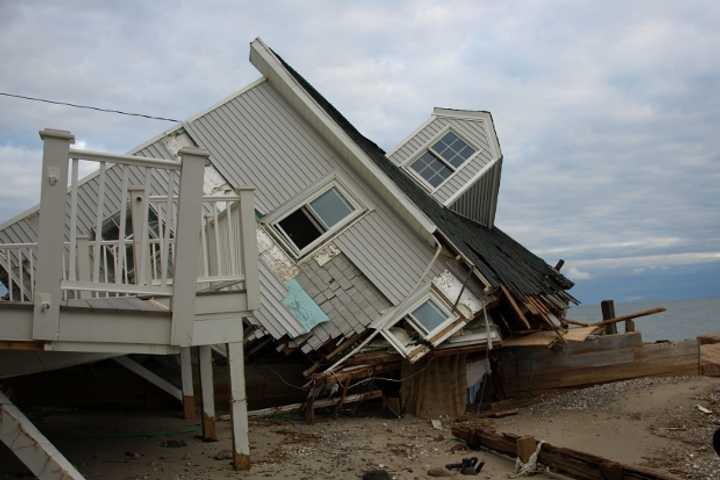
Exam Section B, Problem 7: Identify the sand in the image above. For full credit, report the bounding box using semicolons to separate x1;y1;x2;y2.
1;376;718;479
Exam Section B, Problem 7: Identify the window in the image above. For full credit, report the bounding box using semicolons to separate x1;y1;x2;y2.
408;130;476;189
406;298;450;335
275;185;357;255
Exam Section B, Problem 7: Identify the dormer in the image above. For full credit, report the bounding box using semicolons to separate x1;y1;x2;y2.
387;108;503;227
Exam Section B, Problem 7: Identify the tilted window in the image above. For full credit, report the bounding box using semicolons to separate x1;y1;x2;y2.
409;130;476;189
407;298;449;334
275;185;357;256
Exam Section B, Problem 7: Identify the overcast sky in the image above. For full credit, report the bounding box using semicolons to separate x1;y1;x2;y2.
1;1;718;303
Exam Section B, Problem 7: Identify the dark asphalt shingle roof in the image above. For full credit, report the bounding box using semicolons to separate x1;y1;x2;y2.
273;51;575;305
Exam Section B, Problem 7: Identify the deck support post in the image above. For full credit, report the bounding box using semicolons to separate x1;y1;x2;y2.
113;356;182;403
227;339;250;470
33;129;74;341
180;347;195;420
0;391;86;480
198;345;217;441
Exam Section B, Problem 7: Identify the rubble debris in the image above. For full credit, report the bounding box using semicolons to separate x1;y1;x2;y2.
160;439;187;448
427;466;455;477
697;405;713;415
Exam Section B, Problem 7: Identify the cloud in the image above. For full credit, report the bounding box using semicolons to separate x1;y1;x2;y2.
565;266;593;281
1;1;719;296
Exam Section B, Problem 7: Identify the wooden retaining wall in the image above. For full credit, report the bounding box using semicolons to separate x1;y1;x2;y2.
495;332;700;395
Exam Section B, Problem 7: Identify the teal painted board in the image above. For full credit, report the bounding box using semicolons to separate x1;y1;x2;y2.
282;279;328;333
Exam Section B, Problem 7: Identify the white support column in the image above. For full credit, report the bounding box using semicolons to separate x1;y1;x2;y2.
113;357;182;403
227;338;250;470
239;189;259;310
33;129;74;341
198;345;217;441
0;391;85;480
170;147;208;346
128;186;151;286
180;347;195;420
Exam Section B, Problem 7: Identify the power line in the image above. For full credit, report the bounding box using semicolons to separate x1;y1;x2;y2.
0;91;180;123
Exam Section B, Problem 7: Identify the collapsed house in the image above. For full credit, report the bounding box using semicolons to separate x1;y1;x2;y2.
0;36;578;452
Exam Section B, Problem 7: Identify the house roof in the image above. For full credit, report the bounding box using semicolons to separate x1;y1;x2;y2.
272;50;576;307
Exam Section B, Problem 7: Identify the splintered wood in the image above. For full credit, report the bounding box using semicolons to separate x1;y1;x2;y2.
452;424;680;480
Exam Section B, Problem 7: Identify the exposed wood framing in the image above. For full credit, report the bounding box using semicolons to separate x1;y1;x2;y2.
243;390;383;418
0;391;86;480
500;285;531;329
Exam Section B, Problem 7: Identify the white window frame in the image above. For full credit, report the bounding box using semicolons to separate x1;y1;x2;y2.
379;287;464;360
264;175;364;259
403;126;479;193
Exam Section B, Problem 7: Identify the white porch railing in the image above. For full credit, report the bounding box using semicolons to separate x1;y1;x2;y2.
2;128;258;347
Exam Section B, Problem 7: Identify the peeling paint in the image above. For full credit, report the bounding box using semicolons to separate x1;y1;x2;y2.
312;242;341;267
256;227;298;282
432;270;485;317
282;279;329;333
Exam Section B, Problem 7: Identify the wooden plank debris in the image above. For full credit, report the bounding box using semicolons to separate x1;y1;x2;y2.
0;390;86;480
452;424;680;480
591;307;666;330
217;390;384;419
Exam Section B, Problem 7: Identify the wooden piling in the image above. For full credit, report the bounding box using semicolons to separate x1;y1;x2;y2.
601;300;618;335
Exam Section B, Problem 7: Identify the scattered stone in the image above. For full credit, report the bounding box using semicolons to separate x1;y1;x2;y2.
124;451;141;459
213;449;233;460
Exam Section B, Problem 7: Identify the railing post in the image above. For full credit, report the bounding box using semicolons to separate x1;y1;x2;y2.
128;186;151;286
33;129;74;341
239;189;259;310
170;147;209;346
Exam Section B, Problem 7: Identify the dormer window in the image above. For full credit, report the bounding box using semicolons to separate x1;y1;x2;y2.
408;130;476;189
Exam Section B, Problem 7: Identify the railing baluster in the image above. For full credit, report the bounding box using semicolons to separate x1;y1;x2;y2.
161;173;173;285
28;247;34;302
18;249;24;301
138;168;152;285
213;203;222;276
69;157;79;281
6;251;13;302
117;166;129;286
226;202;237;275
102;244;109;297
200;211;209;278
93;161;107;294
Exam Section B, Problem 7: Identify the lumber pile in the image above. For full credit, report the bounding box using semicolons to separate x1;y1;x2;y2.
452;423;680;480
495;332;700;394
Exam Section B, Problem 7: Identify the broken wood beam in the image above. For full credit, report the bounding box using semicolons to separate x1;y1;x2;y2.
591;307;666;330
500;285;531;330
242;390;383;418
452;424;680;480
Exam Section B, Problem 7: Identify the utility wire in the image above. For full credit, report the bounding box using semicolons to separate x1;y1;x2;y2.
0;91;180;123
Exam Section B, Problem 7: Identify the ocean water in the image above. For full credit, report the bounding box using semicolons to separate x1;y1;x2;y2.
568;297;720;342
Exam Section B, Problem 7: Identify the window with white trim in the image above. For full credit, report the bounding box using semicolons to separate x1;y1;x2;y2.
409;130;476;189
274;184;359;256
380;291;467;362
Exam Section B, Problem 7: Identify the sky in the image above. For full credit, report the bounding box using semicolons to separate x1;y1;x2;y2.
1;1;718;304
